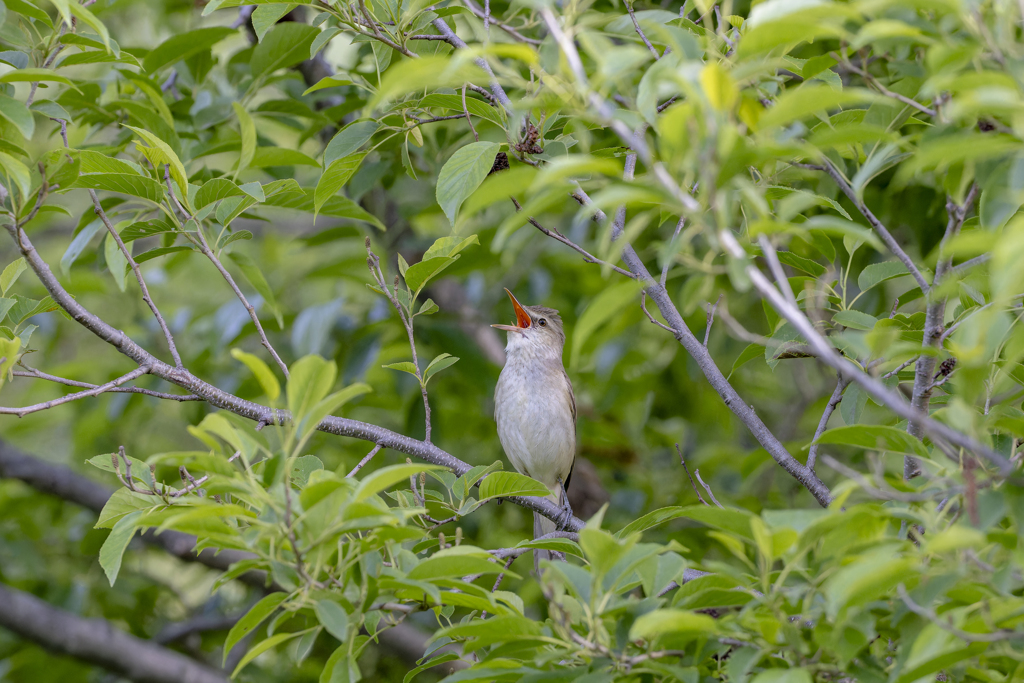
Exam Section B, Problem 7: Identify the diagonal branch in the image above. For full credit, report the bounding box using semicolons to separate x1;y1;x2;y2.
806;375;850;472
0;583;229;683
164;169;290;378
802;161;930;292
627;1;661;59
721;230;1014;475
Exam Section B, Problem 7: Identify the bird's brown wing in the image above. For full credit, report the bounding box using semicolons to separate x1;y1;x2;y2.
562;367;577;494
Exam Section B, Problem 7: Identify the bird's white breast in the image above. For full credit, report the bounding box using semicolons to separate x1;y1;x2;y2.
494;356;575;492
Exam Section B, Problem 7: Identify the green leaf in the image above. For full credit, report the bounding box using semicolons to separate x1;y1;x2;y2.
250;147;320;169
436;141;501;226
417;299;439;316
296;383;372;439
382;361;419;376
252;3;296;42
0;337;22;391
423;353;459;385
0;68;78;88
233;103;256;174
231;348;281;401
832;310;877;330
68;2;111;53
571;281;640;369
353;463;445;502
224;593;288;663
143;27;237;73
314;153;365;219
758;86;878;130
195;178;244;209
251;23;319;80
629;609;719;641
404;256;457;297
302;74;352;95
422;234;479;260
323;120;379;167
478;471;550;499
104;228;128;293
751;670;812;683
513;537;584;558
409;553;515;581
314;600;349;643
0;94;34;140
857;261;908;292
99;510;141;586
264;187;384;229
616;506;688;538
231;630;308;677
123;125;189;207
287;354;337;424
75;173;165;202
813;425;929;458
1;258;26;296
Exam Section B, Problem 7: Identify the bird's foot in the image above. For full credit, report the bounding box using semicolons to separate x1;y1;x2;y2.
554;482;575;531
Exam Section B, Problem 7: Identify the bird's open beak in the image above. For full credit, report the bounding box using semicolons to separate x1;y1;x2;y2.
491;288;531;332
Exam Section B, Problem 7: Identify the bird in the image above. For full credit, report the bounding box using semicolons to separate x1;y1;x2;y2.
492;288;576;573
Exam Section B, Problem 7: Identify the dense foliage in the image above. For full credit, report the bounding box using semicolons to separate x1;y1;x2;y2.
1;0;1024;681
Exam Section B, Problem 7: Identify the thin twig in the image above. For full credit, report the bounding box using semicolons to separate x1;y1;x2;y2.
703;294;722;347
87;187;183;368
641;291;676;333
758;235;796;306
882;357;917;379
660;216;685;287
461;84;478;142
627;1;660;59
358;0;419;58
164;168;289;378
897;585;1023;642
461;0;542;44
509;197;636;279
1;368;151;417
816;162;930;292
347;444;384;478
720;230;1014;475
806;375;850;472
821;455;952;502
838;57;937;116
693;469;723;508
14;366;199;402
365;241;432;442
676;444;707;506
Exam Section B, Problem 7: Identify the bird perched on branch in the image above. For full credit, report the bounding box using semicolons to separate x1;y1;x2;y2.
492;289;576;572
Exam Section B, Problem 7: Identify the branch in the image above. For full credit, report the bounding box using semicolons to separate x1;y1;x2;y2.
627;2;660;58
3;223;584;531
0;583;229;683
461;83;479;142
430;18;512;111
0;367;151;417
806;375;850;472
461;0;542;44
510;197;636;279
896;584;1023;643
568;191;833;505
720;230;1014;475
676;444;708;506
347;444;384;477
905;185;979;479
358;0;420;58
164;168;290;378
14;365;200;401
365;241;433;442
693;469;723;508
814;161;930;292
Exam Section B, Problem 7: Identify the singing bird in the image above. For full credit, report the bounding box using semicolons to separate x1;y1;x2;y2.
492;289;576;571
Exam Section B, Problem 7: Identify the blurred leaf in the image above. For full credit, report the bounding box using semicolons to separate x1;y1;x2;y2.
231;348;281;401
99;510;141;586
436;141;501;225
813;425;929;457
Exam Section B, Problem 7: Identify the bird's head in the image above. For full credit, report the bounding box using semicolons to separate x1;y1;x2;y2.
491;288;565;357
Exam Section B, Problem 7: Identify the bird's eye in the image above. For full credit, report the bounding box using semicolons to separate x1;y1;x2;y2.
538;318;547;327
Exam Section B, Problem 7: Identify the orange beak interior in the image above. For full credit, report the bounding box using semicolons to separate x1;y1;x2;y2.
506;288;531;328
491;289;531;332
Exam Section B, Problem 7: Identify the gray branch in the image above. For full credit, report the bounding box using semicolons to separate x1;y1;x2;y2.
720;230;1014;475
0;583;229;683
570;187;834;507
905;185;979;479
